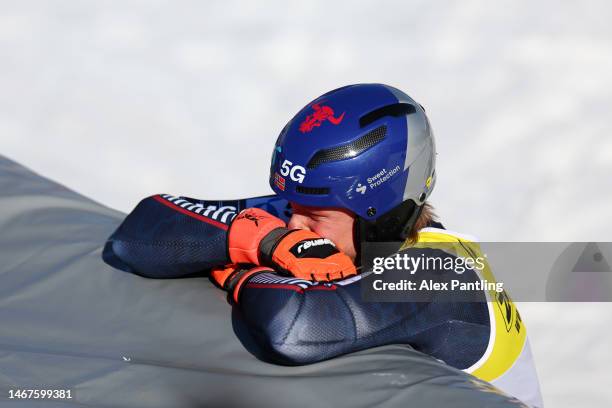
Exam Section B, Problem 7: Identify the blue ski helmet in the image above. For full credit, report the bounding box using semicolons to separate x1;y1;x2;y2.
270;83;436;240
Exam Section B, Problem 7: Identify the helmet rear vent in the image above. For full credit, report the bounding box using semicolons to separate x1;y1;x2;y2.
307;125;387;169
296;186;330;195
359;103;416;128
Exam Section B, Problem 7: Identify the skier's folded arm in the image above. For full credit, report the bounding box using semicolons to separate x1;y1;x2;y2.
103;196;354;281
228;266;490;368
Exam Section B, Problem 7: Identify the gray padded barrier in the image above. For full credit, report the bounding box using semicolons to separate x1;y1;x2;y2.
0;155;526;407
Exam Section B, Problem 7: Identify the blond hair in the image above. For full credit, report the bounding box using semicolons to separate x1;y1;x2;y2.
405;202;437;244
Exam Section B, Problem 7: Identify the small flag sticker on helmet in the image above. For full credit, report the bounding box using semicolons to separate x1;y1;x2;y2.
274;172;286;191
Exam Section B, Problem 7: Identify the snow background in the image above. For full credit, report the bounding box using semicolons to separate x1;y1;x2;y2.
1;1;611;406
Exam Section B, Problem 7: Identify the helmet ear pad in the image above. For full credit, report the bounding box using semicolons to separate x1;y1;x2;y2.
358;200;422;243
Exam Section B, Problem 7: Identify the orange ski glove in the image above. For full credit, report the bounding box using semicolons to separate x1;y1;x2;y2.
210;263;272;303
228;208;356;282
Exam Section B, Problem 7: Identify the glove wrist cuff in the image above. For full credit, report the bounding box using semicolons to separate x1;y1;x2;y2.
229;266;271;303
258;227;294;269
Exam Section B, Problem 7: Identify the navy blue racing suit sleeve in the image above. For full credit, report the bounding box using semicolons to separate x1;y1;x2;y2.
102;194;234;278
102;193;291;278
237;270;491;369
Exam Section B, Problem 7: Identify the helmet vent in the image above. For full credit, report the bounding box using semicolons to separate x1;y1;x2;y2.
307;125;387;169
359;103;416;128
296;186;330;195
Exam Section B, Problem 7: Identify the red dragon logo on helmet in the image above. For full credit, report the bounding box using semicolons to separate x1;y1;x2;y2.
298;103;345;133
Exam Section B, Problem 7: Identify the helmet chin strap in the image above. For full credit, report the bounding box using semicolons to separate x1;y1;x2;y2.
353;200;423;266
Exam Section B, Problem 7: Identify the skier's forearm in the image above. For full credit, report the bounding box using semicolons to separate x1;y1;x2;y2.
103;194;232;278
237;270;491;368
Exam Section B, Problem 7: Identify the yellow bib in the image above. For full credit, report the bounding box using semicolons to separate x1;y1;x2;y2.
402;228;527;382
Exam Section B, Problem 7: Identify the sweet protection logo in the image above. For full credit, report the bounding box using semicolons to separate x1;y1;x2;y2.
299;103;345;133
